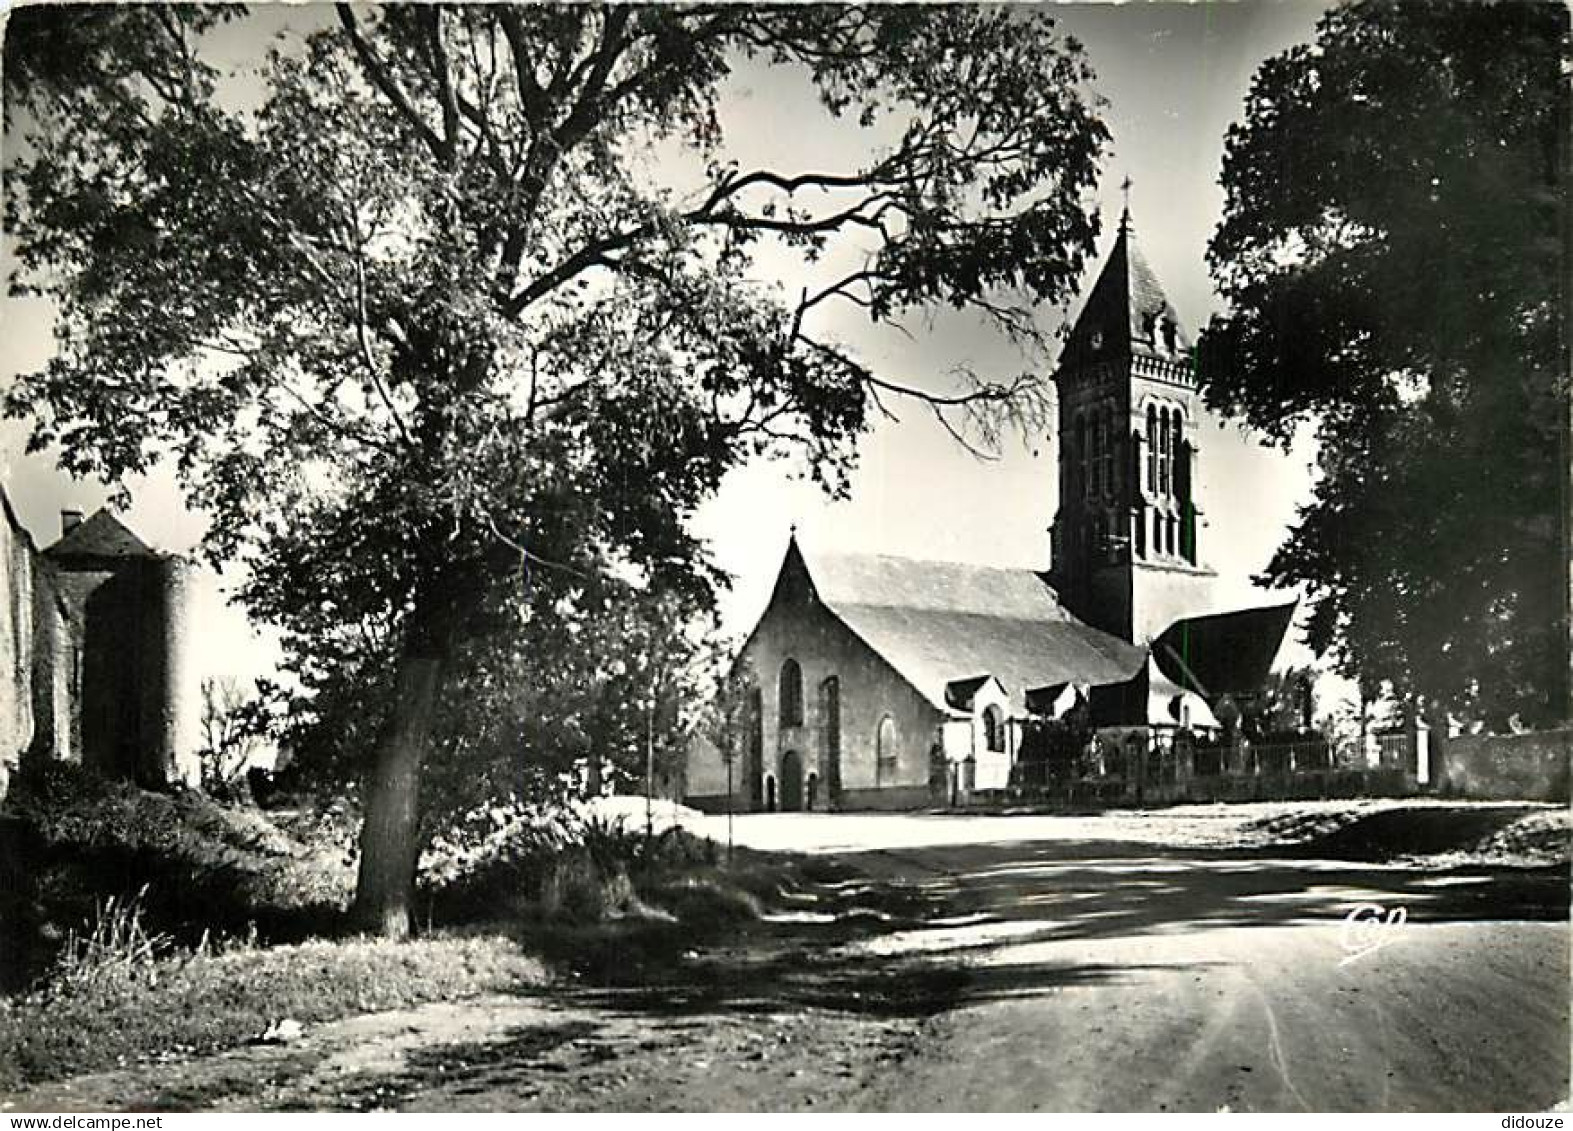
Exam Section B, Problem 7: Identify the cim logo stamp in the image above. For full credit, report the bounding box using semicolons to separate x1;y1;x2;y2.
1338;903;1407;967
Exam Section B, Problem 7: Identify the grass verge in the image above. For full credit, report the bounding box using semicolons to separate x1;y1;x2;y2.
0;933;547;1093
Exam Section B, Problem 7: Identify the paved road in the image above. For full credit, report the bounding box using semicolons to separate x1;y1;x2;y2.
10;807;1568;1112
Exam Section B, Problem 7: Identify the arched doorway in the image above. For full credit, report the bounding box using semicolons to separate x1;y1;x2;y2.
806;771;820;811
764;774;778;813
780;750;805;812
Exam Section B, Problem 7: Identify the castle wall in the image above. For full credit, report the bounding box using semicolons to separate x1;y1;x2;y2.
139;556;201;787
0;499;199;795
68;561;146;780
48;555;201;789
0;496;81;795
0;499;37;795
30;575;75;768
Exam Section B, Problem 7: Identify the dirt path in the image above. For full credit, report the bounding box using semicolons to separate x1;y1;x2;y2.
8;994;929;1112
5;807;1568;1112
855;921;1568;1112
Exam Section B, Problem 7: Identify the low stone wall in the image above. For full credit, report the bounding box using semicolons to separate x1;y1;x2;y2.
682;792;742;815
837;784;936;811
978;767;1416;810
1439;730;1571;802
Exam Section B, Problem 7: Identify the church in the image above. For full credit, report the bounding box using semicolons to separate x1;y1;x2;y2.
684;213;1295;812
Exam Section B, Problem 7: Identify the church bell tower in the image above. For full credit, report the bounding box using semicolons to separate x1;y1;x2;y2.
1048;207;1217;645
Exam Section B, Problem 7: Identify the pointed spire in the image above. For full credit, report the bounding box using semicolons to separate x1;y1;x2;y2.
1059;201;1191;367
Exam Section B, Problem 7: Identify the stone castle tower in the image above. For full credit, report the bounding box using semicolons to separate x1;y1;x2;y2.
1049;210;1217;646
40;508;200;787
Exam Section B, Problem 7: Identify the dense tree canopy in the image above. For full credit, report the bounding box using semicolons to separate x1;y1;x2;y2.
3;3;1110;934
1200;0;1569;729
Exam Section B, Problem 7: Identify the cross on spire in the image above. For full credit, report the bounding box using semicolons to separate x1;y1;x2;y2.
1119;175;1133;234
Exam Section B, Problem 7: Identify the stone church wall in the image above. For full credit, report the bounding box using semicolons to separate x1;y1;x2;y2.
1129;560;1217;645
701;592;945;813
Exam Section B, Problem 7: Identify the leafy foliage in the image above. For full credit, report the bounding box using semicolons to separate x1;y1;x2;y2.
1016;704;1095;783
0;761;354;986
1199;1;1569;727
286;582;726;828
4;3;1109;931
1241;666;1317;738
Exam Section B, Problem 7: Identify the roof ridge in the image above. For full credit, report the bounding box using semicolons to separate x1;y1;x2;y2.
44;507;157;558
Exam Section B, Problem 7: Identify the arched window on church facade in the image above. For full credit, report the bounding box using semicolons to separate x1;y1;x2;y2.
1101;410;1115;498
1151;405;1164;497
778;659;803;728
1153;510;1164;558
1157;408;1171;496
982;705;1005;753
1170;410;1184;500
1091;410;1104;497
876;715;897;785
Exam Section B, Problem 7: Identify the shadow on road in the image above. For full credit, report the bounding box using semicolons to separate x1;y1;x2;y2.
519;838;1567;1020
314;833;1569;1111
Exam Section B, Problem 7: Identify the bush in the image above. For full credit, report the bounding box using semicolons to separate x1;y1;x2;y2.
417;804;719;924
0;763;353;988
538;853;626;922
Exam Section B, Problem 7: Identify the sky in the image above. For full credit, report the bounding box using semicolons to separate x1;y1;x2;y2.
0;0;1334;687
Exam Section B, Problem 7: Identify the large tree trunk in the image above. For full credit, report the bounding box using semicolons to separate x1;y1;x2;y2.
350;652;445;939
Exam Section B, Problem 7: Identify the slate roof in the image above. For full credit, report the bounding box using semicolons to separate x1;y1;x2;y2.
1150;601;1298;702
792;543;1147;714
44;509;157;559
944;675;997;711
1060;214;1193;364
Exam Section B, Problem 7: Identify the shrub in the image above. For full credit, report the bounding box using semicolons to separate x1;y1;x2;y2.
0;763;353;987
417;803;719;923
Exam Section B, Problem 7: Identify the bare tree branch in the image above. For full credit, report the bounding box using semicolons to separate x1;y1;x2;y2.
337;5;448;165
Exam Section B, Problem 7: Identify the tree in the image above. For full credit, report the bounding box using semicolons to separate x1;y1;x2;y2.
283;574;719;835
4;4;1109;936
1200;0;1569;732
198;675;281;793
1242;665;1316;738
